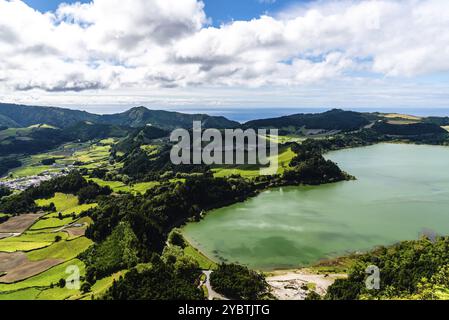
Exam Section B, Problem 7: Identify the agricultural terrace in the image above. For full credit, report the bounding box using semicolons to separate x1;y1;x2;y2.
0;190;104;300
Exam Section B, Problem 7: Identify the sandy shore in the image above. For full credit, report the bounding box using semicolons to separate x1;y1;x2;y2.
266;269;347;300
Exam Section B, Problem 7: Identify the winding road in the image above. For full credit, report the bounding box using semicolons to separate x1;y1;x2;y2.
201;270;228;300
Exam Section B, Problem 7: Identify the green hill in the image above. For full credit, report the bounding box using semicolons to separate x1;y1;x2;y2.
0;103;239;130
244;109;369;133
372;121;446;136
0;103;98;128
99;106;240;129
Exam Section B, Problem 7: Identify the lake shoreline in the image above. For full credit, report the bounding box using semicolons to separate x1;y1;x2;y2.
182;143;449;271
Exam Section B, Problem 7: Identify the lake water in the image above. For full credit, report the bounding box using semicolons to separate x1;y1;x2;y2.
183;143;449;270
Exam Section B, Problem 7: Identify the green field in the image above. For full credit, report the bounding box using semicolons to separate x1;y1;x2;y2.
77;270;125;300
0;259;86;293
0;241;52;252
183;242;217;270
35;193;79;212
3;138;115;180
1;232;68;243
70;144;111;170
27;237;93;261
10;165;57;178
30;217;74;230
47;203;98;218
212;147;296;178
88;178;159;195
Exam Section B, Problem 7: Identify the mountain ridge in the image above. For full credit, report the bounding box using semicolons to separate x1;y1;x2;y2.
0;103;240;130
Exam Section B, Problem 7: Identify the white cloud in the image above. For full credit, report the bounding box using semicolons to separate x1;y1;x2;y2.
0;0;449;109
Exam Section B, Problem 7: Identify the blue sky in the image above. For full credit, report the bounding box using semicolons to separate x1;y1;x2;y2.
2;0;449;112
24;0;302;24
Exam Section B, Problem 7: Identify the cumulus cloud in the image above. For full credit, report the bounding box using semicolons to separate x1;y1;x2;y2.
0;0;449;95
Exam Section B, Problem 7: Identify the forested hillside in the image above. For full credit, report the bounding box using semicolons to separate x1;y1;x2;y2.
326;237;449;300
244;109;370;132
0;104;239;130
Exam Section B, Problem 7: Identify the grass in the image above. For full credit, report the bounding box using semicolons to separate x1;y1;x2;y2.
30;217;74;230
0;231;69;252
35;193;79;212
140;145;160;158
27;237;93;261
183;242;217;270
0;288;42;300
201;285;209;298
267;134;306;144
212;167;260;178
47;203;98;218
0;241;52;252
2;141;92;180
212;146;296;178
77;270;125;300
384;113;422;121
76;216;93;225
88;178;159;195
131;182;160;194
99;138;116;145
10;165;57;178
36;286;81;300
277;147;296;174
0;259;86;293
308;256;358;274
72;145;110;164
0;127;36;140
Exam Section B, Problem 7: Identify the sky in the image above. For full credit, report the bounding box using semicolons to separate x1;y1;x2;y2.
1;0;449;114
23;0;304;25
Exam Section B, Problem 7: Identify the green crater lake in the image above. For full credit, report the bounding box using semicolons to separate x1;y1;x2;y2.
183;143;449;270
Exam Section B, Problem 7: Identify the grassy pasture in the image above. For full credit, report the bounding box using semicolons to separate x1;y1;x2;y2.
76;270;125;300
3;141;91;179
47;203;98;218
0;260;117;300
212;146;296;178
184;242;217;270
384;113;422;121
71;145;111;167
1;232;68;243
27;237;93;261
0;287;42;300
0;259;85;293
29;217;74;230
35;286;81;300
35;193;79;212
10;165;57;178
0;241;52;253
88;178;159;195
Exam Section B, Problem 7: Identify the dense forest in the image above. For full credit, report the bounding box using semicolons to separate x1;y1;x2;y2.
326;237;449;300
210;264;269;300
244;109;370;132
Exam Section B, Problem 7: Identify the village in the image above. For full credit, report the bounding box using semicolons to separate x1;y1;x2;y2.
0;170;68;191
